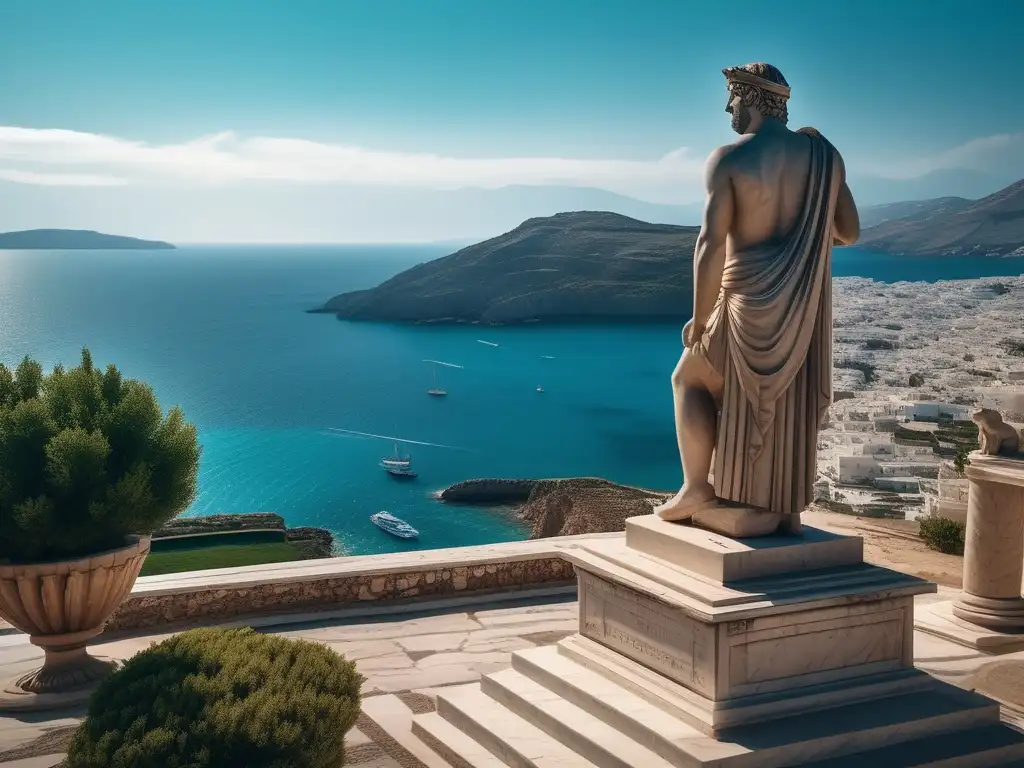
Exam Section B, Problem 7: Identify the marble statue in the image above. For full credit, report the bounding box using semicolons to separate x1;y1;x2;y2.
972;408;1022;456
653;62;860;538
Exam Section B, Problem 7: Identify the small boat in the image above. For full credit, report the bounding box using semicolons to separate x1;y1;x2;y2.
427;361;447;397
381;441;418;479
536;385;544;393
371;511;419;539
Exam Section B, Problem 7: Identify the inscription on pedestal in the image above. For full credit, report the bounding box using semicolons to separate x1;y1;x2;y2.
579;570;716;696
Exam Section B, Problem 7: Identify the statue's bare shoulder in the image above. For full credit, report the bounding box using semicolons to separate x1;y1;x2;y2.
702;139;749;190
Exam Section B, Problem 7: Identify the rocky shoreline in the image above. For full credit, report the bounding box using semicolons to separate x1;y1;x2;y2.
440;477;671;539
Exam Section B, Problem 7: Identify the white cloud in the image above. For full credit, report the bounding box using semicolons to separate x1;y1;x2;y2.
0;125;706;201
0;169;128;186
861;132;1024;180
0;125;1020;202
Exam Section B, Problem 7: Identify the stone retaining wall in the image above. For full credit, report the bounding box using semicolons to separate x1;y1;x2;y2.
104;554;576;634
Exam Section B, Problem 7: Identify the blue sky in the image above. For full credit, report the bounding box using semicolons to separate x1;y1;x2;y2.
0;0;1022;241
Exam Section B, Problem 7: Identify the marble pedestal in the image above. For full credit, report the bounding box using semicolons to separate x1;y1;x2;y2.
413;516;1024;767
916;453;1024;651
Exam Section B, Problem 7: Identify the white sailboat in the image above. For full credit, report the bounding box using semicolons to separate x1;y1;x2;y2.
427;362;447;397
380;440;417;478
422;359;463;397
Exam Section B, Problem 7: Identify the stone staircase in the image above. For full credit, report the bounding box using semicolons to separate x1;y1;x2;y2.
410;516;1024;767
414;637;1024;767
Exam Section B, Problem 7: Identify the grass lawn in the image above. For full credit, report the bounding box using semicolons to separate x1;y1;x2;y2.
140;541;311;577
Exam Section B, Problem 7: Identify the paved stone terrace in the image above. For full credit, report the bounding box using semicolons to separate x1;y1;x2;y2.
3;586;1024;767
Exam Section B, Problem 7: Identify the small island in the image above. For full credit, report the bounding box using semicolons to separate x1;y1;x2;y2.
0;229;176;250
316;211;700;325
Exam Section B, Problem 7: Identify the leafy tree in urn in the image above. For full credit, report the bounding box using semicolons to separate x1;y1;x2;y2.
0;349;201;563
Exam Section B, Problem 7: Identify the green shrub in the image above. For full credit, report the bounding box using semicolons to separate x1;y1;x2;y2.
908;372;925;387
835;359;877;384
66;627;363;768
952;444;974;475
0;349;201;562
1002;338;1024;357
919;516;966;556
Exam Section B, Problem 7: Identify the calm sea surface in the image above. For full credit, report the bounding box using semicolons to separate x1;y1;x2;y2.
2;245;1022;554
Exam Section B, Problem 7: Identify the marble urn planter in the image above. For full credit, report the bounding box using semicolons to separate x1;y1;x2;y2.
0;534;151;711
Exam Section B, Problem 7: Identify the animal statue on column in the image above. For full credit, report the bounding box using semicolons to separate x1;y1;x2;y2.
972;408;1022;456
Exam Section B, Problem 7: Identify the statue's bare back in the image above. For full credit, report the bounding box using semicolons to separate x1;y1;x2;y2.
722;129;813;251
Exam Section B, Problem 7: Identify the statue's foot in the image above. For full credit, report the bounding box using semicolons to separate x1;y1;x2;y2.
692;504;782;538
653;483;717;522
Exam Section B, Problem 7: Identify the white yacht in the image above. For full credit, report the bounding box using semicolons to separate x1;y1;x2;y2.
370;511;419;539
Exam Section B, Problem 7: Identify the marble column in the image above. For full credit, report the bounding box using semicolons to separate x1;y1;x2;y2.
952;454;1024;631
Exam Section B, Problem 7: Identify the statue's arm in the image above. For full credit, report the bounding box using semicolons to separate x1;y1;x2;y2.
833;152;860;245
691;148;734;335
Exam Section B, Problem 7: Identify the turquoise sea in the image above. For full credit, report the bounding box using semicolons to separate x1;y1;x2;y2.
1;245;1022;555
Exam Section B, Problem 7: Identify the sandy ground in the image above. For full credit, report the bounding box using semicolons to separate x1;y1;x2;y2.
803;505;963;587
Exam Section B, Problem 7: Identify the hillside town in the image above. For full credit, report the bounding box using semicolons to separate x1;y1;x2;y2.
815;275;1024;522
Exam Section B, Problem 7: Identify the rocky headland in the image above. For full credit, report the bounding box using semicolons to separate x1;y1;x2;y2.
0;229;175;250
317;211;699;324
441;477;670;539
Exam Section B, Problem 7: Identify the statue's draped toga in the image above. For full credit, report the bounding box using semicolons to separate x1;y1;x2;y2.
697;131;840;516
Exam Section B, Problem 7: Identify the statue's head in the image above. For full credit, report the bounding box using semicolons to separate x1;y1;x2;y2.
723;63;791;134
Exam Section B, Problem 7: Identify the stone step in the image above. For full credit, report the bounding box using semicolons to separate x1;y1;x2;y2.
435;683;600;768
553;635;933;732
481;669;680;768
503;643;1002;767
798;723;1024;767
411;712;508;768
510;645;715;758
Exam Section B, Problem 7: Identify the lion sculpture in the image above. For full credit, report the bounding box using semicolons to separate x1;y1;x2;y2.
971;408;1022;456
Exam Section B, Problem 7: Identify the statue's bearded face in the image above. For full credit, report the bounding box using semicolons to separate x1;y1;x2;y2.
726;89;752;135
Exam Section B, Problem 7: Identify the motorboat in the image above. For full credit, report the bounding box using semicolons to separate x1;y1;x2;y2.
370;511;419;539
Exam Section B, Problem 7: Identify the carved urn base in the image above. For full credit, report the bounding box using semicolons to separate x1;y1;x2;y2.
0;535;150;712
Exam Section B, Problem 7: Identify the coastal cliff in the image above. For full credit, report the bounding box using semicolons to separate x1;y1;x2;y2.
0;229;176;250
441;477;670;539
858;178;1024;256
318;211;699;325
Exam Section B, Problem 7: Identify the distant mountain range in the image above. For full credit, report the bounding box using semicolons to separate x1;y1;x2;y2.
317;211;699;324
2;174;1021;251
857;178;1024;256
846;168;1020;209
0;229;175;250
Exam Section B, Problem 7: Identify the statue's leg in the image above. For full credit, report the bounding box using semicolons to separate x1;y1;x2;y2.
654;349;720;521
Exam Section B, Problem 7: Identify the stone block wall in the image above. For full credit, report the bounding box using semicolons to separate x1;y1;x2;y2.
104;555;576;634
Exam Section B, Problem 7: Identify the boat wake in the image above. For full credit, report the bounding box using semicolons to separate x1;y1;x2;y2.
325;427;475;452
422;358;464;369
